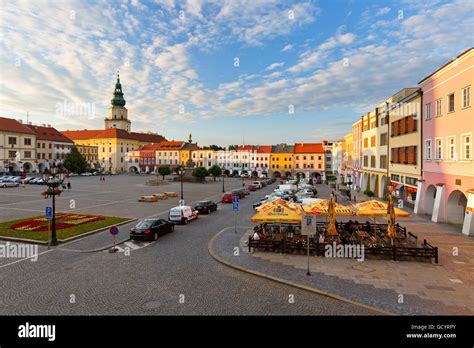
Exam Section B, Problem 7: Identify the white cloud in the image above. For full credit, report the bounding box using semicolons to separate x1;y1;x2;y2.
265;62;285;71
281;44;293;52
376;7;391;16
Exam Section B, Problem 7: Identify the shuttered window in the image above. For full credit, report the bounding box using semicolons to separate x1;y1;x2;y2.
407;146;415;164
399;119;406;134
393;121;399;136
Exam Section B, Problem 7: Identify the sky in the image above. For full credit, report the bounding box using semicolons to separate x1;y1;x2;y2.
0;0;473;146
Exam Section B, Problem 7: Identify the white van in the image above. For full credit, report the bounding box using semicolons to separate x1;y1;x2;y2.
275;184;297;192
169;205;199;224
252;181;263;189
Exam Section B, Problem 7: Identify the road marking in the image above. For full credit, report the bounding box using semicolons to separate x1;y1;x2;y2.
124;241;141;250
0;249;54;269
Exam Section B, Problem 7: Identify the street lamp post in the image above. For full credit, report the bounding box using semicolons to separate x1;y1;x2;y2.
178;167;185;202
42;163;66;246
221;166;225;193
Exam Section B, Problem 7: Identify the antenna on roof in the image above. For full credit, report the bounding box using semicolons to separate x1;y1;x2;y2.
26;111;29;124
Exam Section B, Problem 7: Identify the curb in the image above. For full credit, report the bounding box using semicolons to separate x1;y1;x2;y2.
58;218;136;243
58;237;132;253
208;227;395;316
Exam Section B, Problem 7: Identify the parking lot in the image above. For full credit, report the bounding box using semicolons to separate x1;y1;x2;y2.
0;174;245;223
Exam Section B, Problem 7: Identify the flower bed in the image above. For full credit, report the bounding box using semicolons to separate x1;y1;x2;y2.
10;214;105;232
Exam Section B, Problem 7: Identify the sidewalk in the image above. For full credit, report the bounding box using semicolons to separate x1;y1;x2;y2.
209;226;474;315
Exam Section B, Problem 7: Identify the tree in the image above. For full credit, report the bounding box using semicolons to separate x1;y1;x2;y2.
228;145;239;151
208;164;222;181
174;165;184;175
202;145;225;151
63;146;88;174
158;166;171;180
192;167;208;182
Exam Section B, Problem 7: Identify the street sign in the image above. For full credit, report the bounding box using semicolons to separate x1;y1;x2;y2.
301;214;315;235
233;195;239;211
109;226;119;235
45;207;52;220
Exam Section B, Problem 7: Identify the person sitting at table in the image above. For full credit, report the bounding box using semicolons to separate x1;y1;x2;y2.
364;221;371;232
252;231;260;241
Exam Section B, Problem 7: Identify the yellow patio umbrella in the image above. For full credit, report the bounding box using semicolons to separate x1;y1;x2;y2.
387;193;397;242
251;200;302;224
326;193;338;237
302;199;355;216
352;199;410;218
256;198;290;211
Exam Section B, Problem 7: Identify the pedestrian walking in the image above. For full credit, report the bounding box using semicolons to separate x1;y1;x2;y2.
67;182;71;191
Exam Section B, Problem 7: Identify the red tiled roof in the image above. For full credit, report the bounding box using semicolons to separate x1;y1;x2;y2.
62;128;167;143
0;117;36;134
26;125;73;143
156;141;184;150
256;145;272;153
236;145;258;152
294;143;324;153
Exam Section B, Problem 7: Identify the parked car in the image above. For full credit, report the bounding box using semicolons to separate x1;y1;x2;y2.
252;181;263;189
221;193;234;203
130;218;174;241
21;177;34;184
248;184;257;191
260;181;267;187
168;205;198;224
1;182;19;188
231;189;245;199
241;188;250;195
194;200;218;214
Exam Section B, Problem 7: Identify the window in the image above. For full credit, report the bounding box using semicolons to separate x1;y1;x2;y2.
24;138;31;146
9;150;16;158
49;143;52;149
48;153;52;159
405;177;418;186
425;139;432;160
435;138;443;160
363;156;368;167
391;174;400;182
380;155;387;169
8;137;16;145
380;133;388;146
436;98;442;116
42;143;45;148
447;93;455;113
370;156;376;168
370;136;376;147
318;164;321;169
462;134;471;160
363;138;368;148
425;103;432;120
447;136;456;160
295;156;299;160
463;86;471;108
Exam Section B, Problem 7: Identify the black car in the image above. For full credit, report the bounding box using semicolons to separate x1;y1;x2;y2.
194;200;218;214
130;218;174;241
232;189;245;199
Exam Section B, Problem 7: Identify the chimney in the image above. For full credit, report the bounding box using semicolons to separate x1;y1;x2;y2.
28;122;32;125
48;124;51;127
18;119;23;123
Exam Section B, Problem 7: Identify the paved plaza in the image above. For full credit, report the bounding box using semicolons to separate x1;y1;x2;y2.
0;174;472;315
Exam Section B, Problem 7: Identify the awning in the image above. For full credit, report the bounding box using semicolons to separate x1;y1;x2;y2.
395;184;404;190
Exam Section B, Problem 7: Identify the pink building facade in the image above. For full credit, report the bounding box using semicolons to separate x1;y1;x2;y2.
351;119;363;190
415;48;474;236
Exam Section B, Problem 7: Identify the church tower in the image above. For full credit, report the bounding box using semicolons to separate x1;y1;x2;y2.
104;73;132;132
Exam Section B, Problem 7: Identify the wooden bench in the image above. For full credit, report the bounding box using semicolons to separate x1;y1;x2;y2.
152;193;168;200
138;195;158;202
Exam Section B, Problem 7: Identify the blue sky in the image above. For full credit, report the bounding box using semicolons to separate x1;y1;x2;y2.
0;0;473;146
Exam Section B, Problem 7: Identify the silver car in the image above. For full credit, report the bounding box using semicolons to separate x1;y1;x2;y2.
0;181;19;188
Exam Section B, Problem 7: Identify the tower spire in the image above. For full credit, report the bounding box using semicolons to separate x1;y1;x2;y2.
111;72;126;107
